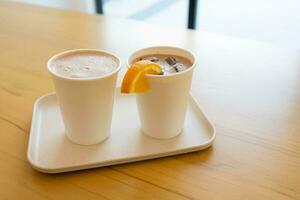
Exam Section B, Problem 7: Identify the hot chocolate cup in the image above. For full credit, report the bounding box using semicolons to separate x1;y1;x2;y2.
48;49;121;145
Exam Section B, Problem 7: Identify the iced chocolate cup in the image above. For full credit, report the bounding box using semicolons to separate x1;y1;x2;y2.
128;46;196;139
47;49;121;145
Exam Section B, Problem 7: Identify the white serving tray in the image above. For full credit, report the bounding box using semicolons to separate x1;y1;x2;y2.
27;90;216;173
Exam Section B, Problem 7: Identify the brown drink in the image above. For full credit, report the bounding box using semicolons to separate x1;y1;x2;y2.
135;54;192;75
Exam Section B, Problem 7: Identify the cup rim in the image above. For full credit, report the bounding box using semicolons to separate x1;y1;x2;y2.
47;49;121;81
127;46;197;78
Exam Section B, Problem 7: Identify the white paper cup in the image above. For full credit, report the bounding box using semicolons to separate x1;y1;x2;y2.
128;46;196;139
47;49;121;145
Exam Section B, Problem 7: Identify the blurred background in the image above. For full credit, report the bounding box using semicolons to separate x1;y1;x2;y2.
13;0;300;49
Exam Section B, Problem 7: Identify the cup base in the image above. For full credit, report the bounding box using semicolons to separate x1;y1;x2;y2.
141;128;182;140
65;132;109;146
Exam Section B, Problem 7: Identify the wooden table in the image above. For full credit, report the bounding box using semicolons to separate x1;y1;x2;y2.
1;1;299;199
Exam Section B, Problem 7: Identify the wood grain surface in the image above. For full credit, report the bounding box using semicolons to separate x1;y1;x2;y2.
0;1;299;199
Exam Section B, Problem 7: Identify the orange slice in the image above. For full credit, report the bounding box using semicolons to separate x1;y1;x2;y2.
121;60;162;93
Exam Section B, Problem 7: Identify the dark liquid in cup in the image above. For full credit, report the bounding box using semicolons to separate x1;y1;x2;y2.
135;54;192;75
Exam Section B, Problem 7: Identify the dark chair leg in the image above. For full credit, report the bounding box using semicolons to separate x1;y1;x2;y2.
188;0;198;29
95;0;103;14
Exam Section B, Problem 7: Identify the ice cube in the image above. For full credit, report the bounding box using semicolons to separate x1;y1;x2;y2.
173;63;186;72
148;56;159;62
165;56;177;65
